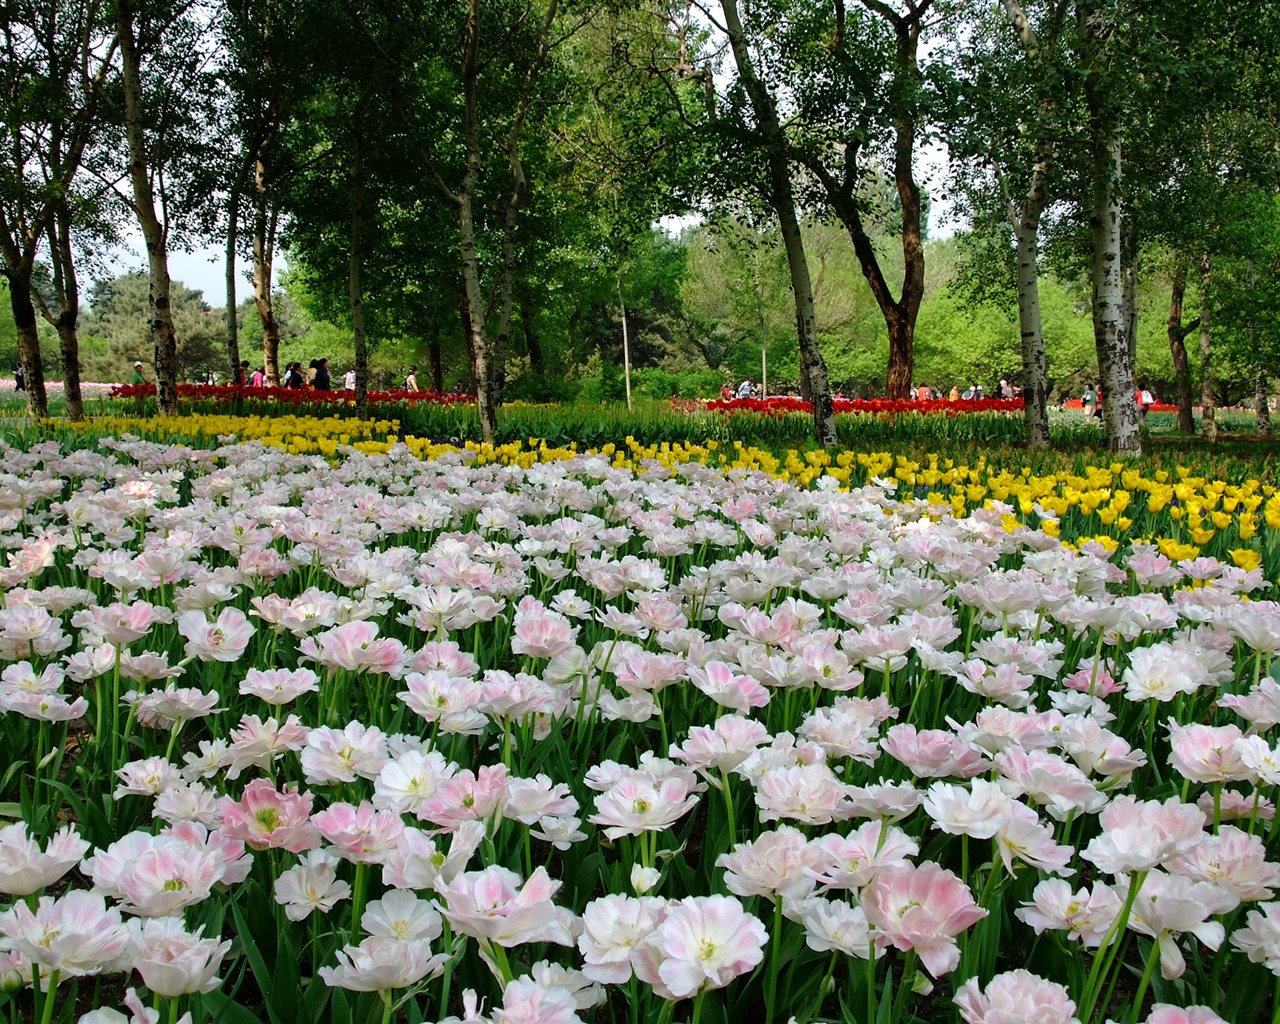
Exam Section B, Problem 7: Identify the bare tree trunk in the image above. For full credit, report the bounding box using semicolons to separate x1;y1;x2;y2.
225;165;243;383
253;161;280;387
618;279;633;410
47;208;83;421
1013;215;1049;446
1256;367;1272;437
1122;219;1139;367
1088;123;1138;454
1166;264;1196;434
720;0;836;446
349;104;369;420
7;274;46;419
1199;253;1216;442
119;0;178;416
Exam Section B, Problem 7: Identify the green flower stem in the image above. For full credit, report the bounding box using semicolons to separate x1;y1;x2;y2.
1127;938;1162;1024
38;969;59;1024
1080;871;1147;1023
764;896;783;1024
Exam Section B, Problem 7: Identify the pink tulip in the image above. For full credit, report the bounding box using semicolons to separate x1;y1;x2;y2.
862;863;988;977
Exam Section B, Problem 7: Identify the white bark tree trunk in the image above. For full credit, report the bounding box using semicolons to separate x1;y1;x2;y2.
1199;254;1217;442
1013;214;1049;447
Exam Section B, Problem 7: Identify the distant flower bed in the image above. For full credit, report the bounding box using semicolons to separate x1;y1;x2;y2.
1063;398;1178;413
107;382;475;407
0;379;119;394
691;395;1024;417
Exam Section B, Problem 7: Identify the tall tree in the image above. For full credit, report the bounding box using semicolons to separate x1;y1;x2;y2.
713;0;837;444
0;2;116;419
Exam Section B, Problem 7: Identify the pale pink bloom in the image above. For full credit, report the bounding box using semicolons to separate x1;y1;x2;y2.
72;601;169;647
117;650;183;683
1235;735;1280;786
0;889;132;977
733;732;828;786
629;865;661;894
399;670;486;733
1016;878;1121;947
950;706;1053;755
219;779;321;852
133;917;231;996
796;706;879;762
511;602;579;658
490;976;581;1024
716;826;821;901
301;620;406;676
842;624;913;674
3;690;89;722
114;757;181;799
994;748;1107;821
382;822;485;891
632;895;766;999
1195;787;1275;822
479;670;554;718
301;722;388;785
1224;603;1280;653
180;738;232;780
754;763;849;826
274;848;351;921
1056;717;1148;783
176;607;254;662
1220;678;1280;731
504;775;578;825
528;960;605;1011
862;863;988;977
804;820;918;890
954;969;1079;1024
1062;661;1121;697
953;659;1036;708
589;774;699;839
577;894;669;984
124;686;221;729
671;716;772;774
319;936;448;992
0;823;89;896
362;889;443;942
0;660;64;696
922;780;1014;839
1167;720;1250;783
1081;795;1205;875
224;713;309;778
62;644;117;683
238;667;320;705
312;801;405;864
881;725;988;779
995;803;1075;875
843;779;922;822
373;749;456;815
109;838;229;917
1139;1007;1228;1024
1122;643;1206;702
435;866;579;948
419;764;510;829
687;661;771;712
1128;871;1232;978
1169;825;1280;901
1230;901;1280;973
614;650;687;695
788;896;873;957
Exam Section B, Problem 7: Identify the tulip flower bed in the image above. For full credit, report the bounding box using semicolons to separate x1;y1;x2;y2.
108;383;476;408
699;396;1025;416
3;429;1280;1024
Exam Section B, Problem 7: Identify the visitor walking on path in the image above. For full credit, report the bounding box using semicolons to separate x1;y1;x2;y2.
405;366;420;392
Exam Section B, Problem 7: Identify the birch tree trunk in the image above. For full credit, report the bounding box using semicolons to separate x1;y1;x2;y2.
1166;264;1196;434
349;104;369;420
720;0;836;446
1088;126;1138;454
225;166;243;382
46;208;83;421
1199;254;1217;442
119;0;179;416
1013;201;1049;447
618;280;633;410
253;162;280;387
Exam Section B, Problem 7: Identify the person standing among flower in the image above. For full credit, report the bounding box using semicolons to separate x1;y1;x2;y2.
250;366;265;387
343;368;356;391
405;366;421;392
234;360;250;386
1082;382;1097;419
130;361;147;385
949;384;960;401
13;364;23;391
314;358;331;391
736;378;753;399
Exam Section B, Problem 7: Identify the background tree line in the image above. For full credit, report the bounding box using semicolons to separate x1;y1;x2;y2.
2;0;1278;453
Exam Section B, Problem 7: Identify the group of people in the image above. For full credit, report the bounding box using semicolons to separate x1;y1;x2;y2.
912;380;1018;401
232;358;357;392
1080;383;1157;420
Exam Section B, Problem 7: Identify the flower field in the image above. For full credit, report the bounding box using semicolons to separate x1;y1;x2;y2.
699;396;1025;417
2;422;1280;1024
